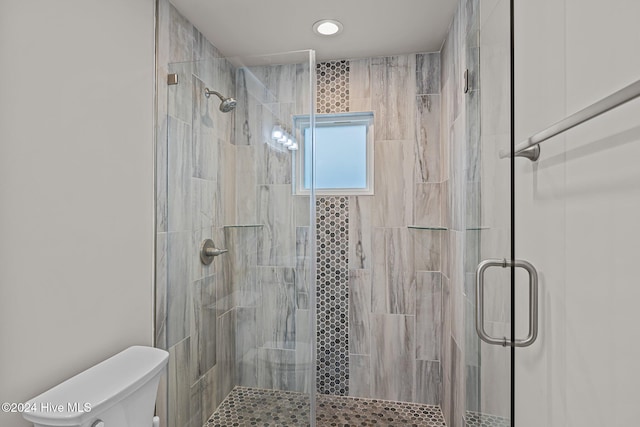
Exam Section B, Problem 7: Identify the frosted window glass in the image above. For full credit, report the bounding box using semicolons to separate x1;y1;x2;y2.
303;125;367;189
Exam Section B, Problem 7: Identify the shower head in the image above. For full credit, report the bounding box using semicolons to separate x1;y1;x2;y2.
204;88;237;112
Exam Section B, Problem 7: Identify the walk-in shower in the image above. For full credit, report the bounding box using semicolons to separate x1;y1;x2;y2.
156;0;505;426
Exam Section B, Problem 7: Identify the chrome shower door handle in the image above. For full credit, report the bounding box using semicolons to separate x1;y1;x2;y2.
475;258;539;347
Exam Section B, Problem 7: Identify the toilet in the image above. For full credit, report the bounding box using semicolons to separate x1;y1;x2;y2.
22;346;168;427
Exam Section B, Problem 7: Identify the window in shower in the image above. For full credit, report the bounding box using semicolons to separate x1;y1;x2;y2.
293;112;374;195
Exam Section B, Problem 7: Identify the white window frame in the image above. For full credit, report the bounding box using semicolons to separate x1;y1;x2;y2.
293;112;374;196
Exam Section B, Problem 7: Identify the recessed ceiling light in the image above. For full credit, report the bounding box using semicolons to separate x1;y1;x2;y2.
313;19;343;36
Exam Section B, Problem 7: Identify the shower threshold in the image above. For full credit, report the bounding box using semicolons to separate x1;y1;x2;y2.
205;386;447;426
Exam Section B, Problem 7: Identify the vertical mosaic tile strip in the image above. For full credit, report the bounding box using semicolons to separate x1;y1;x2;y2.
316;196;349;395
316;60;350;113
206;386;448;426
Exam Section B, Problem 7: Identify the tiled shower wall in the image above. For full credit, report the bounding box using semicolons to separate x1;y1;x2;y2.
314;53;445;405
440;0;482;426
155;1;482;425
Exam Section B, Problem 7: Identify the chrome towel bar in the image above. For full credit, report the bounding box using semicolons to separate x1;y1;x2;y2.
500;78;640;161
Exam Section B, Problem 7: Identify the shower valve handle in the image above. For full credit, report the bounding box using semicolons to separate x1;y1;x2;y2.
205;248;228;257
200;239;228;265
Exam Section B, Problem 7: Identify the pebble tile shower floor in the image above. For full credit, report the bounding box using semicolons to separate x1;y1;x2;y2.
205;386;447;427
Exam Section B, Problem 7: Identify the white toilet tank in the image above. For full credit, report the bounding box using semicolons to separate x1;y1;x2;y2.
22;346;169;427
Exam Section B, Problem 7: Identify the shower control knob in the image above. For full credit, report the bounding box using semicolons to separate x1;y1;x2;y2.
200;239;228;265
91;420;105;427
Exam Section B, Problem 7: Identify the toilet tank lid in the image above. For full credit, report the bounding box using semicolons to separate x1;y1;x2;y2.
22;346;169;424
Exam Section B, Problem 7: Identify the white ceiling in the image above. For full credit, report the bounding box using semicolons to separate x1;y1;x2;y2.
170;0;458;63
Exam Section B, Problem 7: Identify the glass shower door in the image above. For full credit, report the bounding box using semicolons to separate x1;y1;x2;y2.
465;0;515;426
160;50;316;427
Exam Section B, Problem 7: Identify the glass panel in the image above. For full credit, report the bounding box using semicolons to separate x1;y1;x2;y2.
464;0;513;426
162;50;316;427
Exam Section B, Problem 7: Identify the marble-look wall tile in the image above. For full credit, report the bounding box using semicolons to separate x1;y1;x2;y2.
349;355;372;398
199;365;218;425
416;272;443;361
234;68;254;146
415;360;442;405
371;314;415;401
156;373;168;427
372;140;414;227
465;364;480;412
440;80;451;182
187;379;203;427
192;26;220;61
414;183;442;226
168;337;191;427
235;145;258;224
157;114;168;232
191;76;217;181
260;142;292;185
464;297;479;366
235;306;257;387
191;127;217;181
190;178;216;231
295;309;312;393
167;116;192;233
349;196;373;270
295;63;311;115
466;90;481;183
220;142;236;226
251;64;297;105
349;269;371;355
193;274;216;379
167;232;191;348
294;196;311;227
371;55;416;140
257;347;296;391
451;338;464;427
449;118;466;232
441;275;452;385
192;75;215;130
257;266;296;349
168;62;194;124
412;229;442;272
416;95;442;183
216;308;236;405
480;43;510;137
441;179;451;229
416;52;441;95
257;185;294;267
372;228;416;315
349;58;371;111
168;4;194;63
225;226;258;303
450;231;465;344
295;226;311;306
156;232;168;349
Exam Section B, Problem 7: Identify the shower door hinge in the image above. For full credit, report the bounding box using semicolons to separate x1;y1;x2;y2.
167;73;179;85
464;69;470;93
